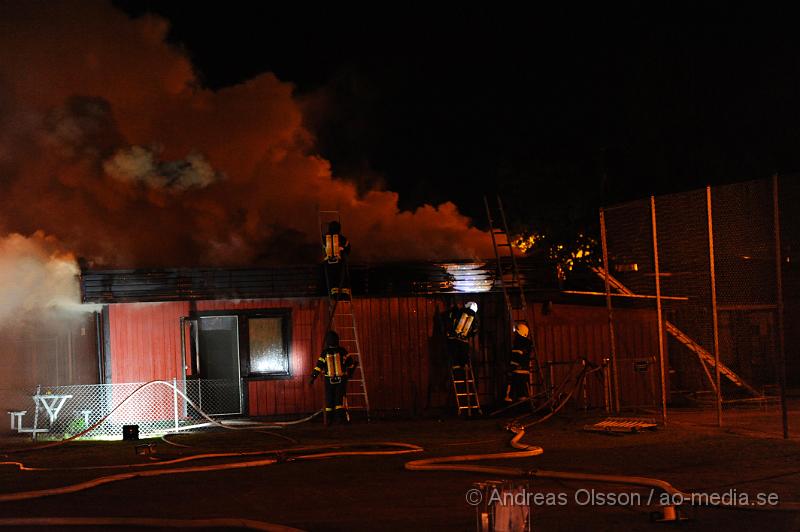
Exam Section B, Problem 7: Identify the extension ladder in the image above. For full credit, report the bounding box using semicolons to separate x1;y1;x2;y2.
452;360;482;416
319;210;371;420
331;303;370;420
484;196;543;391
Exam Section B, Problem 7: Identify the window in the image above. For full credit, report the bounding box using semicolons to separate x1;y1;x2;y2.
245;312;290;378
248;317;288;375
191;308;291;380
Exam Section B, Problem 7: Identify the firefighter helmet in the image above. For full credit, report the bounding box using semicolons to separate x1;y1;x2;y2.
465;301;478;313
328;220;341;234
325;330;340;347
515;322;529;338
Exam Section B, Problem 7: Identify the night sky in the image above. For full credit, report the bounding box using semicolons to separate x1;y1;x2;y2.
114;3;800;237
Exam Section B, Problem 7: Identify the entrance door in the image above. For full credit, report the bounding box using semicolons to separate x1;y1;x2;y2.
193;316;243;415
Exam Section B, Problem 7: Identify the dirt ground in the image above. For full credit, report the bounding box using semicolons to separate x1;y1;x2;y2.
0;404;799;532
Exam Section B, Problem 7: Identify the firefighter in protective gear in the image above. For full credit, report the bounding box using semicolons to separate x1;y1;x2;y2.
446;301;479;380
323;221;352;300
505;321;533;403
310;330;357;422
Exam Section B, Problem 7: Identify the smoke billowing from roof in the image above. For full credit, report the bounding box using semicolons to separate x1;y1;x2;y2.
0;0;493;270
0;232;90;322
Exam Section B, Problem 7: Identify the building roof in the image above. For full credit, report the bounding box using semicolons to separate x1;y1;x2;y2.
81;259;557;303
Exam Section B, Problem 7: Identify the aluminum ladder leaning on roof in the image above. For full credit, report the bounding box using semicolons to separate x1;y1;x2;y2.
484;196;544;407
318;210;370;421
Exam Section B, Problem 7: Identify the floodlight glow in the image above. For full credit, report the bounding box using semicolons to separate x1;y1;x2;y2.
439;263;494;293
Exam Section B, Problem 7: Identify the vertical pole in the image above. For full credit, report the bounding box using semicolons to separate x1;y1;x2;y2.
603;358;611;413
95;311;105;384
32;384;41;442
179;317;186;377
178;317;189;419
173;377;179;432
650;197;668;425
773;174;790;439
600;209;620;412
706;186;723;427
67;330;74;384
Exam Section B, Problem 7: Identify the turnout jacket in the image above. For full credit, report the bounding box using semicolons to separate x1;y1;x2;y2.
312;346;357;382
446;306;479;342
510;333;533;372
323;232;351;263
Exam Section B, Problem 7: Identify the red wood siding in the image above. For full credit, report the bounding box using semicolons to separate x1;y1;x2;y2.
107;297;660;416
195;298;325;416
533;304;661;408
108;302;189;383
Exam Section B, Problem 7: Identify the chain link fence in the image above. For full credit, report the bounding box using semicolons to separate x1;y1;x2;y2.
601;197;660;410
3;379;242;440
600;176;795;435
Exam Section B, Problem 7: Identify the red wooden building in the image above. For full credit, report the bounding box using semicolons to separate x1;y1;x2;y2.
81;263;660;417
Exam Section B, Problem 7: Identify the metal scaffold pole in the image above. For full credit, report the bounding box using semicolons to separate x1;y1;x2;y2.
706;186;723;428
650;196;668;425
773;174;790;439
599;209;620;413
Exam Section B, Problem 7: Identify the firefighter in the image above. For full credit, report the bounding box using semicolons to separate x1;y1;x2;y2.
310;330;357;422
505;322;533;403
446;301;479;381
322;220;351;300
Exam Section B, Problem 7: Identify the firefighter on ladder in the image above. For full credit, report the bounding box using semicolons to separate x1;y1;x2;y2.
323;221;351;301
310;331;357;423
446;301;479;381
505;321;533;403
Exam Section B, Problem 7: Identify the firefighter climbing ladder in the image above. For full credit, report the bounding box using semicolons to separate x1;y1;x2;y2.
331;303;370;420
319;210;371;420
452;364;482;416
484;196;543;399
438;304;482;416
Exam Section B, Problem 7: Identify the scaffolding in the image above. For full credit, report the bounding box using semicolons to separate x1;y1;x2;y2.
599;176;794;437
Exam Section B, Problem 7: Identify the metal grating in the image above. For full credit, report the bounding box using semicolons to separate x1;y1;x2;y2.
584;417;658;433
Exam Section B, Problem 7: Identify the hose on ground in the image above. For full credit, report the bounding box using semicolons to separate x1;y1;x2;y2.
405;424;800;512
0;442;422;502
0;517;302;531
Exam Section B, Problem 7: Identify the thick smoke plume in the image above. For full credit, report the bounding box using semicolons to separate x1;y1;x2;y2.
0;232;86;322
0;0;493;269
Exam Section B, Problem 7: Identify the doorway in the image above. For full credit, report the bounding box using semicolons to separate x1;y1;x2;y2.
192;315;243;415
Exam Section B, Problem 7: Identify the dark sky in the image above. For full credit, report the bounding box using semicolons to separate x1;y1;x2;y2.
114;2;800;236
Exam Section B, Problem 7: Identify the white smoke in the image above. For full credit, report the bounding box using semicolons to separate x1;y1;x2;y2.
0;232;95;322
103;145;224;190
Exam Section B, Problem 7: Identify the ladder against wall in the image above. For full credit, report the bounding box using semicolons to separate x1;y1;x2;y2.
330;303;370;419
484;196;543;402
319;210;371;420
452;363;482;416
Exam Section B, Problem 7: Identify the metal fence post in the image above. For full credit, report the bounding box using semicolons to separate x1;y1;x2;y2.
173;377;179;432
706;186;723;427
600;208;620;413
773;174;790;439
32;384;41;442
650;197;668;425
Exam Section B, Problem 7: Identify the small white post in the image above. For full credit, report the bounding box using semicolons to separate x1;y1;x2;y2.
172;378;179;432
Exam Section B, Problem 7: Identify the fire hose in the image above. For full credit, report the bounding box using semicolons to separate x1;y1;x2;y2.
404;424;800;513
406;362;800;513
0;373;797;532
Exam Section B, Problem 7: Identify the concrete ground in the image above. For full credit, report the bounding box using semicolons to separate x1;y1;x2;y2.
0;405;799;531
